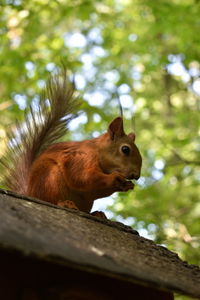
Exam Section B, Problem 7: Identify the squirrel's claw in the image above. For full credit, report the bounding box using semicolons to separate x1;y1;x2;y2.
91;211;107;219
58;200;78;210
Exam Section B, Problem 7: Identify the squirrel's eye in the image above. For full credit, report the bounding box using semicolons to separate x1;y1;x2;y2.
121;145;130;155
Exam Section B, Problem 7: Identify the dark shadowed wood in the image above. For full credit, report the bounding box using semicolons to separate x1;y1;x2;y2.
0;188;199;299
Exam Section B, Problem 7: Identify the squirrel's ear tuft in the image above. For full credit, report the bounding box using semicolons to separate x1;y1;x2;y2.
108;117;125;140
128;132;136;142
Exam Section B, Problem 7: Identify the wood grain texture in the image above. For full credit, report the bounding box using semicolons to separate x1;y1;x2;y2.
0;188;199;298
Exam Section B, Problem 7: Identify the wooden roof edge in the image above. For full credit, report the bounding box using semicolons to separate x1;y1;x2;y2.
0;188;200;298
0;188;199;274
0;188;139;236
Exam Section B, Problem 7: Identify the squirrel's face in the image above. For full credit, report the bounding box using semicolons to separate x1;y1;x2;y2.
99;117;142;180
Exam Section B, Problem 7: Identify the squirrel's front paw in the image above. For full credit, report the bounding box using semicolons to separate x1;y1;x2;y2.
120;180;134;192
111;172;134;192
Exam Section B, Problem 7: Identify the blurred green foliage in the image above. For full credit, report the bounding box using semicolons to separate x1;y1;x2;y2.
0;0;199;281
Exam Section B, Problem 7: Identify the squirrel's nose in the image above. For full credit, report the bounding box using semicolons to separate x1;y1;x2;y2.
128;173;140;180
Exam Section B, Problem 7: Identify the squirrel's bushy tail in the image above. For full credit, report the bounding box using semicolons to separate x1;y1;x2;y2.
1;69;80;194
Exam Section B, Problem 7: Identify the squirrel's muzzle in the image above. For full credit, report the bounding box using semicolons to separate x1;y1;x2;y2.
127;173;140;180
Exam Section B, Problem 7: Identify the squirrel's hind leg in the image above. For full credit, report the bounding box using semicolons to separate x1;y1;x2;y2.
91;211;107;219
57;200;78;210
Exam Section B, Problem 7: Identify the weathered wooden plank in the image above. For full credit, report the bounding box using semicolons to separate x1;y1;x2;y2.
0;189;199;298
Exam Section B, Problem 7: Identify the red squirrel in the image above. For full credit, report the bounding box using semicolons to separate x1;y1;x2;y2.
1;70;142;216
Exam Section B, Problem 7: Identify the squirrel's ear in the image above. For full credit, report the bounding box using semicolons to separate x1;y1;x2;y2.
128;132;136;142
108;117;125;140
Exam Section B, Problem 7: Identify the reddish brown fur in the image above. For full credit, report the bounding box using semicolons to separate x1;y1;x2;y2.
1;71;142;215
27;118;142;213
